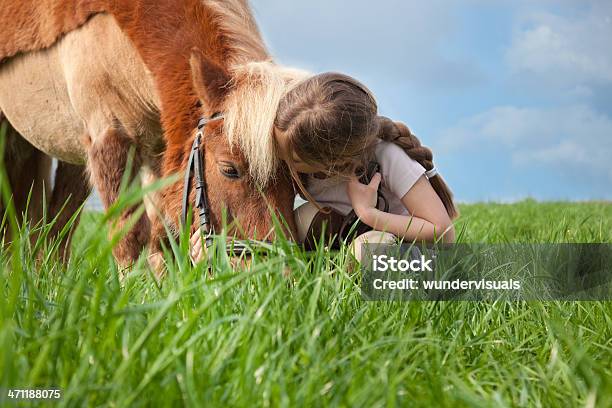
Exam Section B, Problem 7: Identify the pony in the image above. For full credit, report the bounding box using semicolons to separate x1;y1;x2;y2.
0;0;308;265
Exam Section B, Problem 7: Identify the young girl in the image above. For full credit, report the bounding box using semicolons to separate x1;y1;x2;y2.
274;72;457;250
191;72;457;260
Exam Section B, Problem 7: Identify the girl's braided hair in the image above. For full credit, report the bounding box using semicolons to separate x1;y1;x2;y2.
276;72;458;218
375;116;457;218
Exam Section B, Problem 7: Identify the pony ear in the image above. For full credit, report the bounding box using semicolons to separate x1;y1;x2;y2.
190;48;231;110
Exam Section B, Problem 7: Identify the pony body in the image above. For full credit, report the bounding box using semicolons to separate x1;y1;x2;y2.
0;0;103;63
0;14;161;165
0;1;304;265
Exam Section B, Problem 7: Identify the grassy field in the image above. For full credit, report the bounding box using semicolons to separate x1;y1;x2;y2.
1;200;611;407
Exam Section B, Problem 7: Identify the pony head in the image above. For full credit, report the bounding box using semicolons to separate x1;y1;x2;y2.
162;50;307;243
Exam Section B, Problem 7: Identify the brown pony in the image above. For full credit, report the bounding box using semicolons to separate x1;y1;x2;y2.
0;1;306;265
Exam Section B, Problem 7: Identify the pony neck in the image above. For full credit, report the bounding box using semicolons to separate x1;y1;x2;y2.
104;0;270;172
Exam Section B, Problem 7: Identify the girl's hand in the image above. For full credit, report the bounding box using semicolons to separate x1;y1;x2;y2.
190;229;205;262
347;172;382;219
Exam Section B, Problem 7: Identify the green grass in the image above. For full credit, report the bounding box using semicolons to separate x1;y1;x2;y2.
1;200;611;407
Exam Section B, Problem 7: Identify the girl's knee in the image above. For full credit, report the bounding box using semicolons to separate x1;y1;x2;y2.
294;202;320;244
351;231;396;261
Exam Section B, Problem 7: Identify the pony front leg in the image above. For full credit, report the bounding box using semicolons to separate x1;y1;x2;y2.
86;127;150;266
48;162;91;260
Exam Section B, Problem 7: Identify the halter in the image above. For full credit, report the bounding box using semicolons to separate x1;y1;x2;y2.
181;113;251;257
181;113;220;250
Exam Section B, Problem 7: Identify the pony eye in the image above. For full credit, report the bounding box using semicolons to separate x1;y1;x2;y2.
219;164;242;179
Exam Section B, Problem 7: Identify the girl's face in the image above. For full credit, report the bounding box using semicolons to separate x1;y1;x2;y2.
274;126;361;177
274;127;320;174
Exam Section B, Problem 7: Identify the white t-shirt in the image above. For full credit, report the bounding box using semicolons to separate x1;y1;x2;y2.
306;140;426;216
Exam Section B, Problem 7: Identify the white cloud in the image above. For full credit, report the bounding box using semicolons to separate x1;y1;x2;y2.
437;105;612;180
506;2;612;85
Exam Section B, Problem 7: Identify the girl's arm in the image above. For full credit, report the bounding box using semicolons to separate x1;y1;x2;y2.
347;173;455;243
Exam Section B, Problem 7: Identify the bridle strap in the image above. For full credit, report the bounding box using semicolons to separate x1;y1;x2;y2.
181;113;223;248
193;135;211;232
181;135;198;227
181;112;275;258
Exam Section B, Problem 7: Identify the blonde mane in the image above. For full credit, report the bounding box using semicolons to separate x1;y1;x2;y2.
224;62;310;187
203;0;311;186
204;0;269;65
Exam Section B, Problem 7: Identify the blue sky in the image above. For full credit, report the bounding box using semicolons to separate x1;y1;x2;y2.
252;0;612;202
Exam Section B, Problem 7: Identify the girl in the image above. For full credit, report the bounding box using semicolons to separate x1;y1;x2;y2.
191;72;457;260
274;72;457;251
